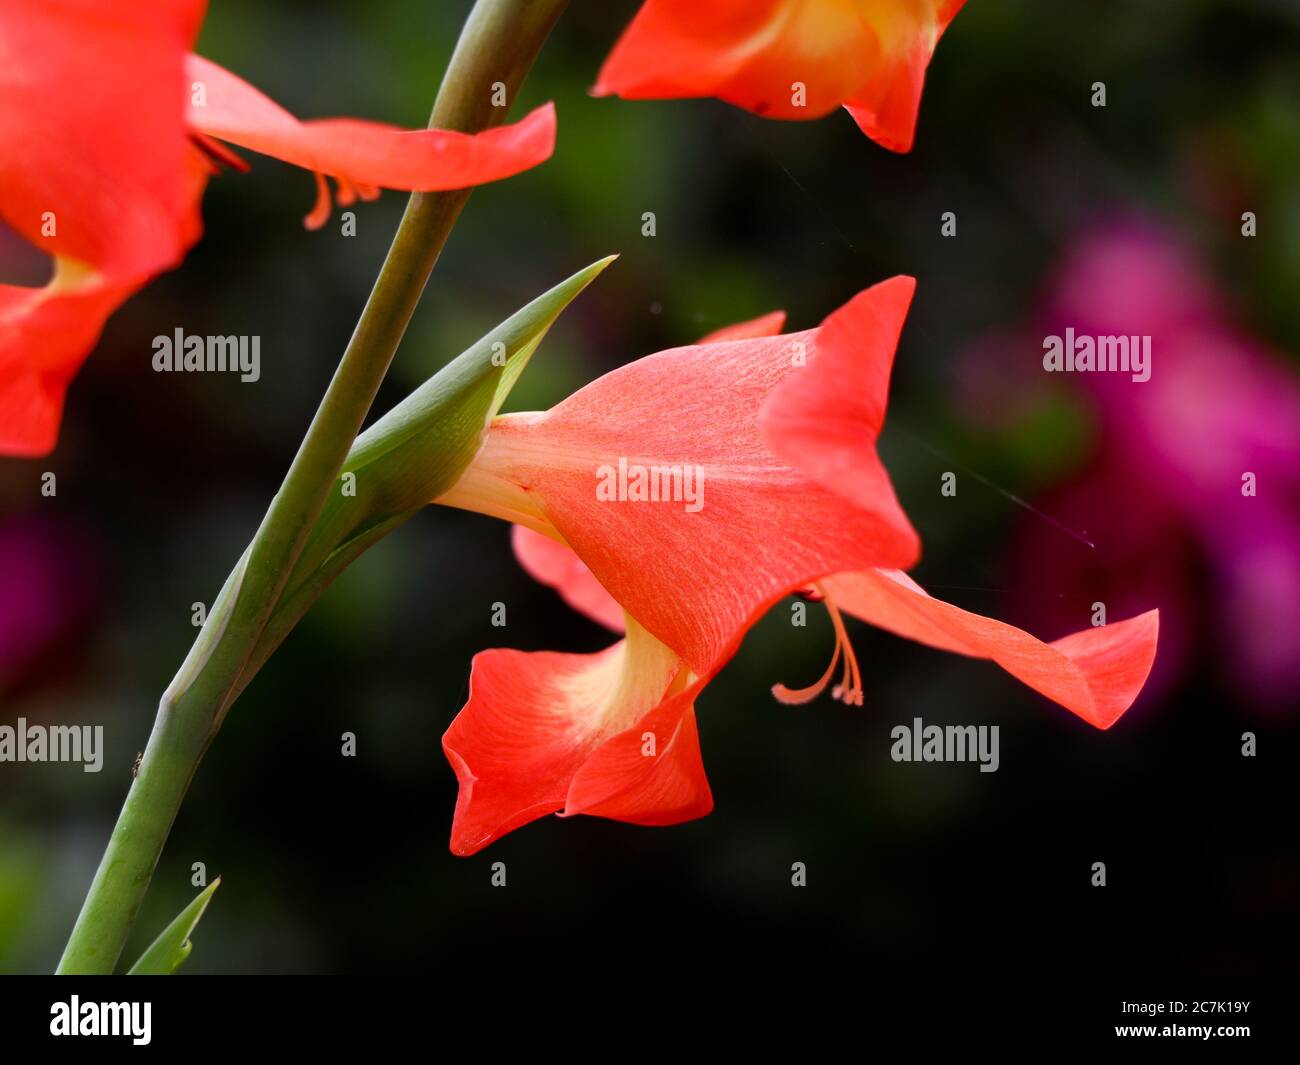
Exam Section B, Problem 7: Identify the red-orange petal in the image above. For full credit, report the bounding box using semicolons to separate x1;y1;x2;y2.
0;0;205;279
565;680;713;826
511;524;626;633
842;0;966;152
594;0;965;150
0;266;139;457
761;275;915;516
697;310;788;343
440;289;920;676
441;620;700;855
594;1;876;119
821;568;1160;729
186;55;557;194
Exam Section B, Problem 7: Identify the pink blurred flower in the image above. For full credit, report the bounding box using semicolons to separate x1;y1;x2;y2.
996;220;1300;711
0;514;98;693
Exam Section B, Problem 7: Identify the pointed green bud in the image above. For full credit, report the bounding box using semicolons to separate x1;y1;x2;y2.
352;254;614;513
297;255;613;575
126;877;220;975
236;257;614;691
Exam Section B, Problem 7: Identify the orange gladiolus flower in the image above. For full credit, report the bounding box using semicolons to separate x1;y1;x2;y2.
435;278;1158;854
594;0;967;151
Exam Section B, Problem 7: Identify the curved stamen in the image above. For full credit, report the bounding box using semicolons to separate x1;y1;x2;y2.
773;582;864;707
302;174;381;229
333;175;358;208
773;628;842;704
303;171;332;230
825;593;863;706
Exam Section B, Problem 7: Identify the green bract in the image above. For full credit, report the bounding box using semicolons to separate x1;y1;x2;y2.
234;256;614;699
127;878;220;976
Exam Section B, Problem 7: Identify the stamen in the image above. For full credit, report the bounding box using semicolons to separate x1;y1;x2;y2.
188;132;381;231
303;175;380;229
333;175;358;207
772;630;841;705
303;171;332;230
825;594;863;706
772;582;864;707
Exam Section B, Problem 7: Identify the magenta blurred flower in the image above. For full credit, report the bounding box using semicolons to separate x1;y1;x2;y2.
0;514;98;692
1004;219;1300;711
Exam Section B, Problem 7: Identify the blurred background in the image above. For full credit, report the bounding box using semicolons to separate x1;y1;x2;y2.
1;0;1297;976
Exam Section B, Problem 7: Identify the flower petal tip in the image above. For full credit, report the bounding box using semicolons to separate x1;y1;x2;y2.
698;309;788;343
845;104;917;153
1071;608;1161;731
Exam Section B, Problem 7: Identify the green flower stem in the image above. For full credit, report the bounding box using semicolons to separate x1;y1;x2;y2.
57;0;568;975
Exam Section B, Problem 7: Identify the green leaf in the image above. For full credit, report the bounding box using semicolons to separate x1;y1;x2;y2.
126;878;220;975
